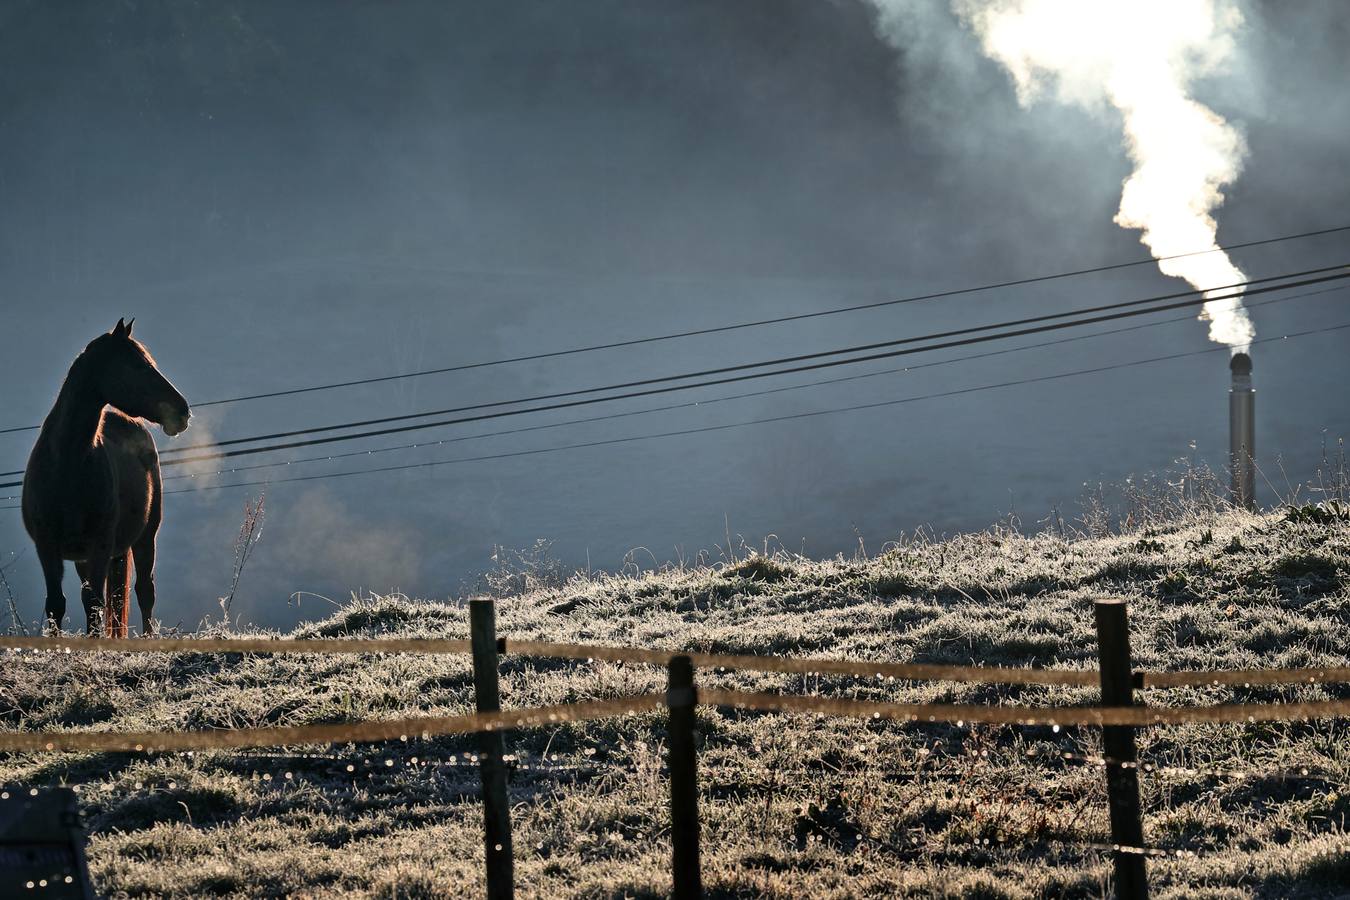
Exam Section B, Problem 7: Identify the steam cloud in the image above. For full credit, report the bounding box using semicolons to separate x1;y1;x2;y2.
873;0;1255;351
165;413;223;486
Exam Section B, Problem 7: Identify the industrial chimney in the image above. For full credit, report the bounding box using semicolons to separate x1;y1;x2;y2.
1229;353;1255;510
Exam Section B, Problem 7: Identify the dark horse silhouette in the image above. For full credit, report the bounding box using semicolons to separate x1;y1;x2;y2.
22;319;191;636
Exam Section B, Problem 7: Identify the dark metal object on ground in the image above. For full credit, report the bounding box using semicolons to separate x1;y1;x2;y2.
0;786;95;899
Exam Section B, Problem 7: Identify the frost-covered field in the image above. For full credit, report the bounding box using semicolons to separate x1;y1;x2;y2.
1;510;1347;898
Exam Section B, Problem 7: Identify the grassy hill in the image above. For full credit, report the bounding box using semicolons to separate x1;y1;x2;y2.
1;508;1348;898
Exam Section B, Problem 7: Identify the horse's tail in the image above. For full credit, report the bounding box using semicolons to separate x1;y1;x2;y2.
105;551;132;639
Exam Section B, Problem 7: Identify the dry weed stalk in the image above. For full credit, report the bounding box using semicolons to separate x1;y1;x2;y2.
220;493;265;622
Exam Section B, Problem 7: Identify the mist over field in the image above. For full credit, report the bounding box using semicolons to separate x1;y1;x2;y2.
1;1;1348;630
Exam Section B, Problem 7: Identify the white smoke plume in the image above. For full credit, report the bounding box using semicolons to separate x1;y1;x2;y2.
162;412;224;487
874;0;1255;351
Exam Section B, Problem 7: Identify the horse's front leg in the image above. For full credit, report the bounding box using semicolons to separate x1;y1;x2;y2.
84;552;112;638
133;530;158;637
38;544;66;635
75;561;99;635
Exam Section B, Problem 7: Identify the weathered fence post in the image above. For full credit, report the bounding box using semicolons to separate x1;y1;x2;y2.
1094;599;1148;900
667;655;703;899
470;598;514;900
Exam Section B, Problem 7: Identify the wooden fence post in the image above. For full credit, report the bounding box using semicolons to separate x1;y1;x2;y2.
667;655;703;899
1094;599;1148;900
470;599;514;900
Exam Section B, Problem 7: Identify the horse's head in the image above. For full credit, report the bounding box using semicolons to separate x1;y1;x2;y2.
86;318;192;436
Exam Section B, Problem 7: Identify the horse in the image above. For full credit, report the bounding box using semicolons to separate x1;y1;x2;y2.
22;318;191;637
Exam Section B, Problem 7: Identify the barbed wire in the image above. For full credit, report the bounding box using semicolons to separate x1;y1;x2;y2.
5;634;1350;691
0;633;1100;684
1042;837;1201;860
200;748;610;777
0;695;666;753
1140;667;1350;688
1034;748;1344;783
500;639;1102;685
700;689;1350;727
5;689;1350;756
0;635;472;656
791;816;1200;860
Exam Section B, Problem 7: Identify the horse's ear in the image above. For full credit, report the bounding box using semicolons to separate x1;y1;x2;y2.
124;317;135;336
112;318;127;337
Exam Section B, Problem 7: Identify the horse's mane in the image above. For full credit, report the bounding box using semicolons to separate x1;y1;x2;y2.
129;337;157;366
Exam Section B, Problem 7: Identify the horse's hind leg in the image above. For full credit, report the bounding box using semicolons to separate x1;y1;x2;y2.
133;531;157;636
74;560;99;635
38;544;66;634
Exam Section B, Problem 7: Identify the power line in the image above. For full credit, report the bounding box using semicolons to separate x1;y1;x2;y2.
10;319;1332;507
1;318;1345;510
2;222;1346;436
0;283;1337;502
142;284;1346;488
0;268;1345;487
145;270;1350;459
159;263;1350;454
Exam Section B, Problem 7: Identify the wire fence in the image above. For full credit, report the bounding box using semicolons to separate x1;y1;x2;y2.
1;600;1347;899
4;633;1348;687
0;696;664;754
1047;750;1342;784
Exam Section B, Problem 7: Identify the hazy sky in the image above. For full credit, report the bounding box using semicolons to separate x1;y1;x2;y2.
2;1;1347;630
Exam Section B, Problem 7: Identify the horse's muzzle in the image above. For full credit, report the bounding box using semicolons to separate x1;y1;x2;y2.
159;403;191;437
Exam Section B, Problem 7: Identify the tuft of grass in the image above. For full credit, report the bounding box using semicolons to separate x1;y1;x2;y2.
863;570;918;598
1270;553;1341;583
722;554;796;584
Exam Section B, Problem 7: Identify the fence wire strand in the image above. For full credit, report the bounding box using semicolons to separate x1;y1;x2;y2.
0;635;1100;685
0;695;665;753
0;636;472;656
502;638;1101;685
5;635;1350;690
1140;667;1350;688
1041;749;1343;783
699;689;1350;726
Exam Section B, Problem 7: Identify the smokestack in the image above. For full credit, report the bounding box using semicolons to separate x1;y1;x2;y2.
1229;352;1255;510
